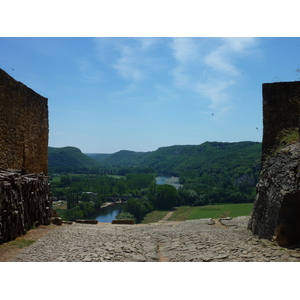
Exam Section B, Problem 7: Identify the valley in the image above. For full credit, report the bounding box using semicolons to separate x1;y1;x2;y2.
48;141;261;223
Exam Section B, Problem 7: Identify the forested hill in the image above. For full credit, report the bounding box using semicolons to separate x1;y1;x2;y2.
87;141;262;177
48;142;262;180
48;146;98;173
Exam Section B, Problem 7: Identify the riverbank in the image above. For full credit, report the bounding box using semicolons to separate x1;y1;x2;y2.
100;202;115;208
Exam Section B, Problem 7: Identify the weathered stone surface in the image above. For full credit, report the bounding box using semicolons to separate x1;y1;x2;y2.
0;169;52;244
0;68;49;175
248;143;300;245
260;81;300;165
248;81;300;246
0;70;50;244
9;218;300;262
51;217;63;226
221;216;250;227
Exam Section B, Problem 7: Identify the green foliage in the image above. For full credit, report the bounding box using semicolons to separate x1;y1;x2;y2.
56;206;84;221
94;142;261;178
9;239;36;249
272;129;299;155
48;146;105;174
94;150;147;167
155;184;179;210
123;197;154;223
115;212;135;220
50;141;262;222
51;172;155;222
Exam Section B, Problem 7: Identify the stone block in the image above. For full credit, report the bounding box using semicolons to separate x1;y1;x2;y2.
51;217;63;226
112;219;135;225
75;219;98;224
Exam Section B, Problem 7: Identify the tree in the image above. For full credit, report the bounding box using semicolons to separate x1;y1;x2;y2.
60;176;71;187
155;184;179;210
116;212;135;220
124;198;144;222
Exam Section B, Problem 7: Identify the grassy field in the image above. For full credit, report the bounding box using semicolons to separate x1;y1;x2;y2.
141;210;171;224
142;203;253;224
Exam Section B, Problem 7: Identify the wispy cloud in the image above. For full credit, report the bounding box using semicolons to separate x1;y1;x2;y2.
204;37;258;76
170;37;259;116
171;37;199;63
170;37;201;87
113;44;144;81
195;79;235;111
92;37;260;116
109;37;159;82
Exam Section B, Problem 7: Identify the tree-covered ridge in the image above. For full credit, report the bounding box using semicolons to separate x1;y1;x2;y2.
48;146;99;173
49;142;262;179
90;150;148;166
89;141;261;177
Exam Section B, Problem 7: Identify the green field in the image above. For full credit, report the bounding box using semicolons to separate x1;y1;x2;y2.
141;210;171;224
141;203;253;224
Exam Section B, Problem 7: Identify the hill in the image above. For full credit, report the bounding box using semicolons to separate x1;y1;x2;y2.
48;146;98;173
87;141;262;177
49;142;262;186
89;150;148;166
84;153;112;162
49;141;262;204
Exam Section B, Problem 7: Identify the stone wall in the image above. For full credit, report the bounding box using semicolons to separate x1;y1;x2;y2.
0;68;49;175
0;169;52;244
0;69;51;244
248;81;300;246
261;81;300;164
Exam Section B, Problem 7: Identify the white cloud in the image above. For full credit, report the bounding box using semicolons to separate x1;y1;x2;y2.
196;79;236;110
204;37;258;75
170;37;199;63
204;47;240;76
170;37;260;116
170;37;201;87
110;37;160;82
222;37;258;53
112;44;144;81
138;37;158;50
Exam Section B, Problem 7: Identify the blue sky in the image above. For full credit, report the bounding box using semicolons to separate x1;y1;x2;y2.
1;37;300;153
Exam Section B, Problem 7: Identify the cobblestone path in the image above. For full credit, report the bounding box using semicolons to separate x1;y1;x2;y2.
10;216;300;262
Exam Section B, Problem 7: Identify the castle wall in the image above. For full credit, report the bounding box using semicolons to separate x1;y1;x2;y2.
0;69;51;244
0;170;52;244
261;81;300;163
0;69;48;174
248;81;300;244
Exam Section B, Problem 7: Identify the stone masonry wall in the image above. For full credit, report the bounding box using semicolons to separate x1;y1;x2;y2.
0;69;51;244
261;81;300;164
248;81;300;245
0;68;48;174
0;169;52;244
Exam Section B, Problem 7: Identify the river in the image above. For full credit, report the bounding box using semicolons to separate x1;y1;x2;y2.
92;176;181;222
155;175;182;189
91;203;125;223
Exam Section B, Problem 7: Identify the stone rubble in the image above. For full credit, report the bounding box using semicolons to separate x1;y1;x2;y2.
10;216;300;262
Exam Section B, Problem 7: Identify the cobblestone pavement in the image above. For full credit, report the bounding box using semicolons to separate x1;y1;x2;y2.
10;216;300;262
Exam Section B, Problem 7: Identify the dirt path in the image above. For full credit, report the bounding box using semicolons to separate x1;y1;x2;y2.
160;211;174;222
